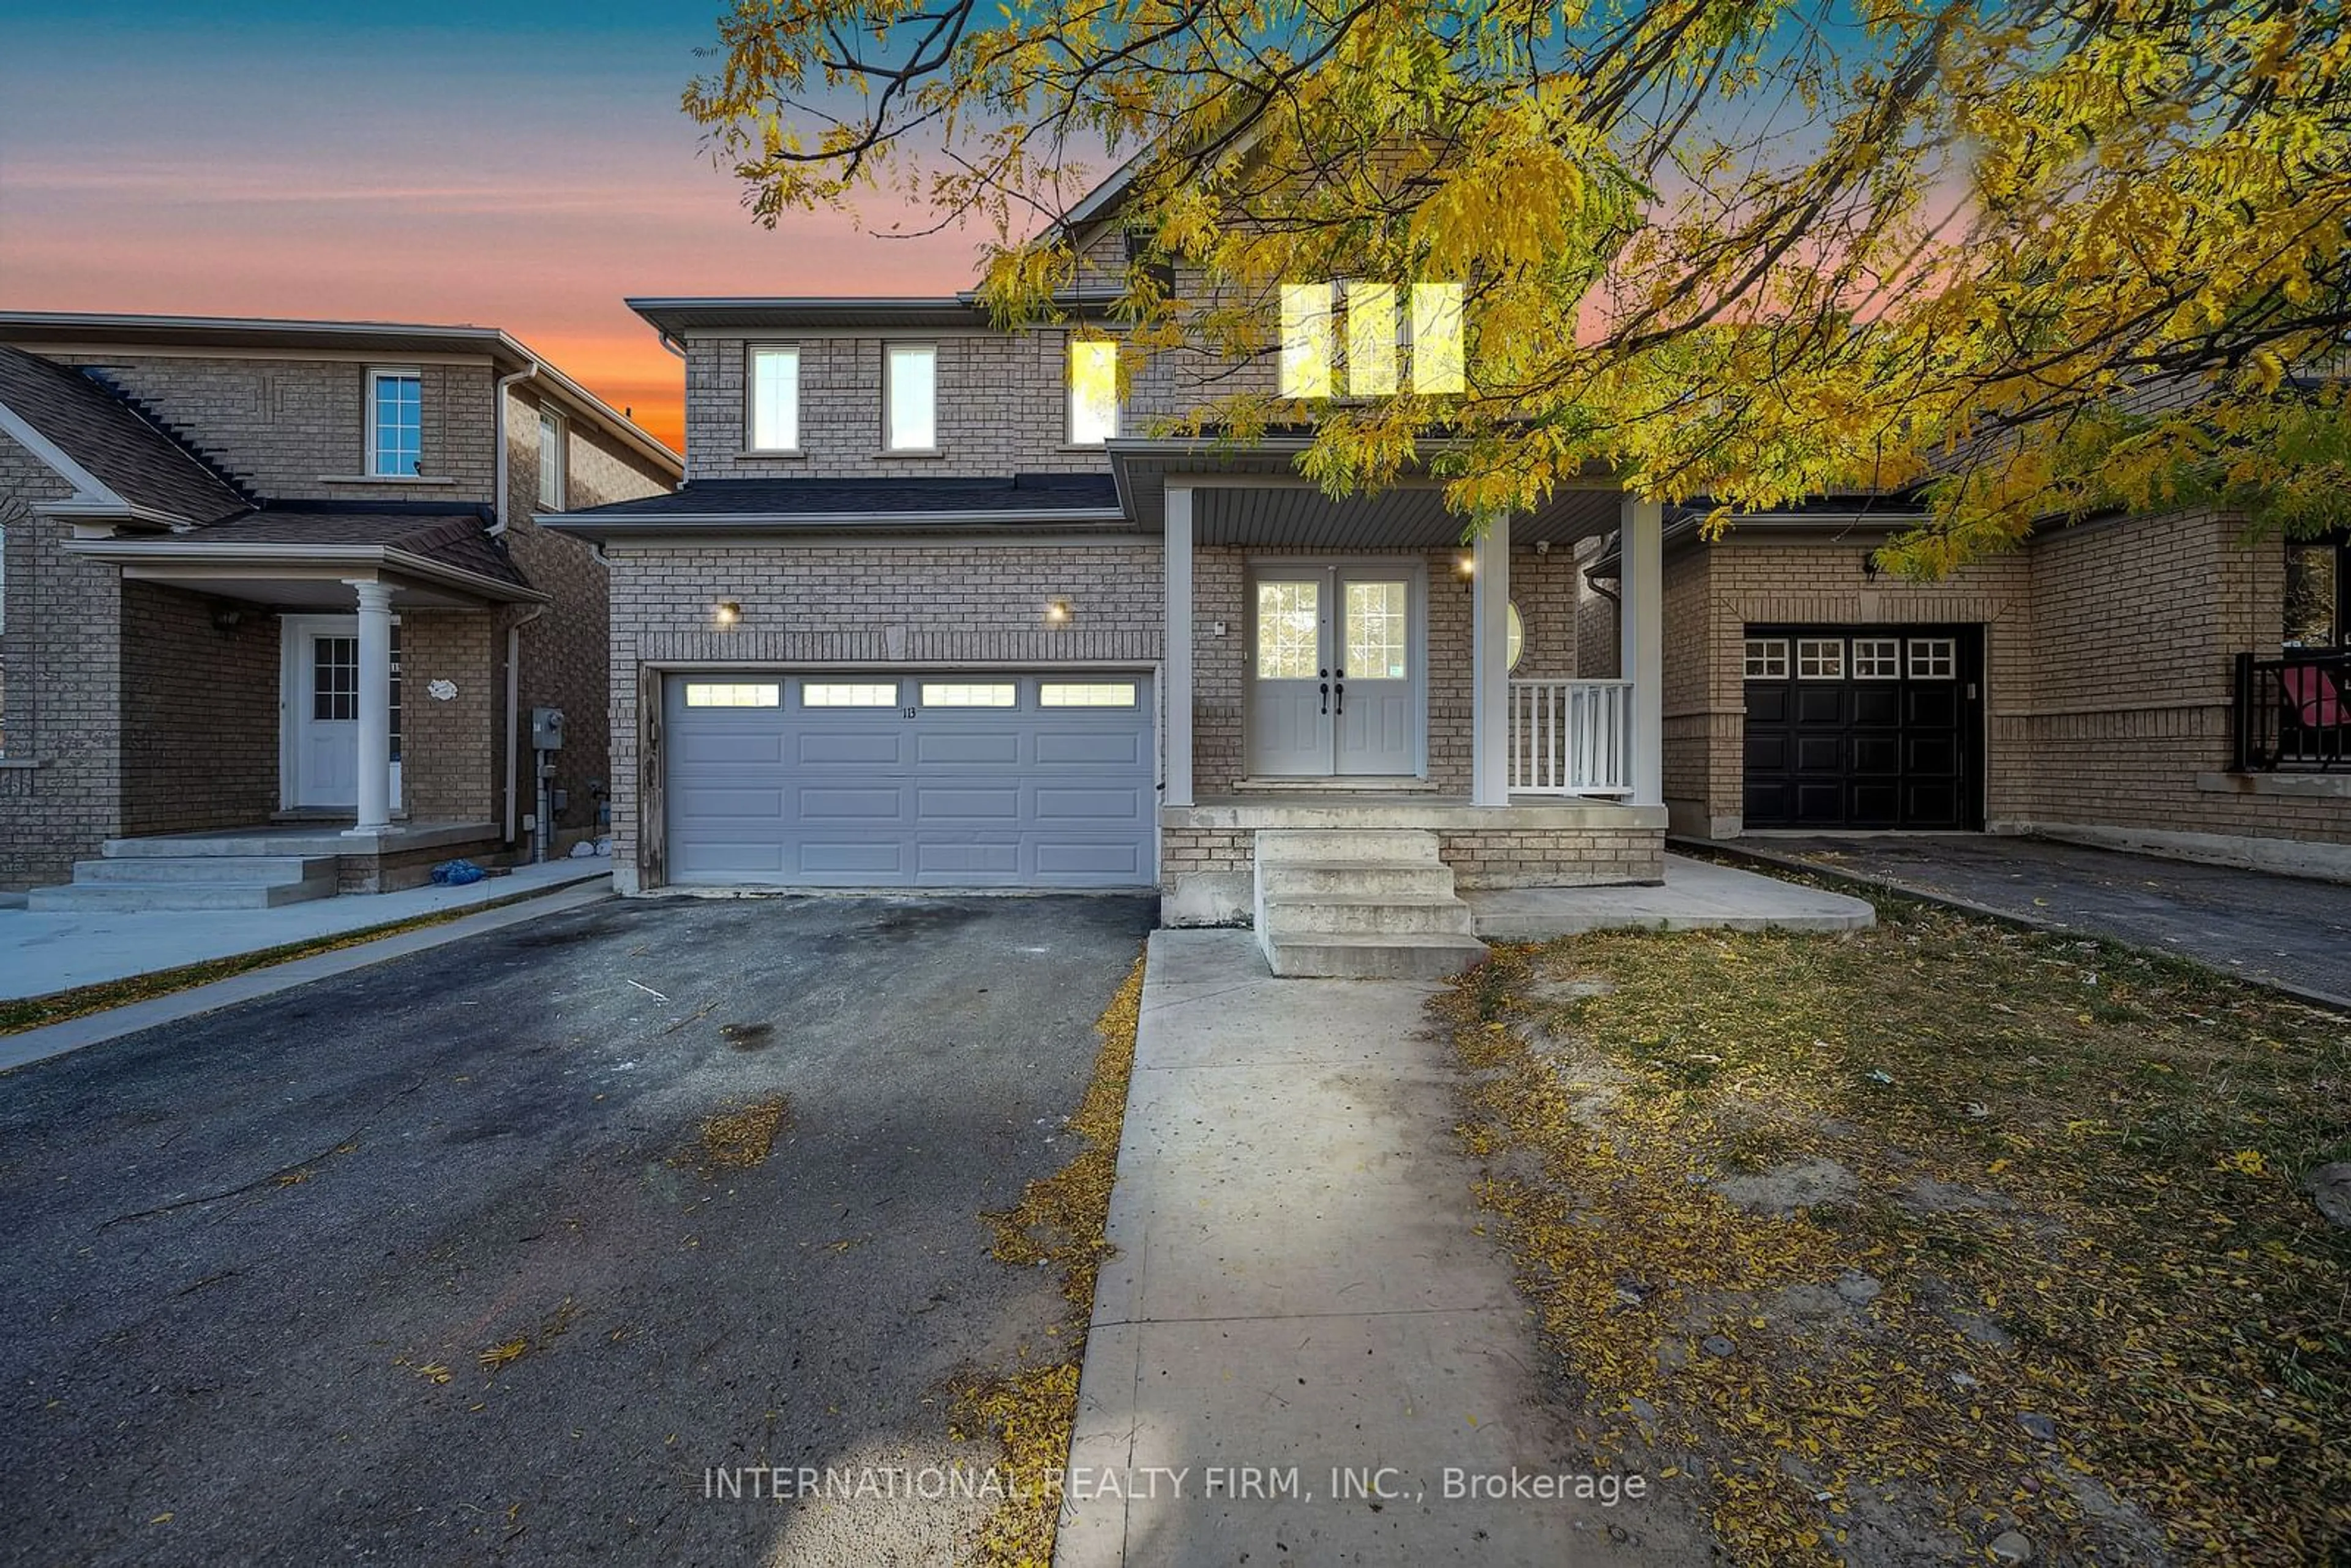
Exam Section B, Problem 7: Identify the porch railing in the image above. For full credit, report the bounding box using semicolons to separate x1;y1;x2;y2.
1508;679;1634;796
2233;649;2351;772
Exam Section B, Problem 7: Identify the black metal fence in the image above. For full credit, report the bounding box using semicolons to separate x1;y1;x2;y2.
2233;649;2351;771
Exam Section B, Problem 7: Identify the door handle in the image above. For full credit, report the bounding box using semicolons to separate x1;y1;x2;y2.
1333;677;1345;716
1319;680;1329;715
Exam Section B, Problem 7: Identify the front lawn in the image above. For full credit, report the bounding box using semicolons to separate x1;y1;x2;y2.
1443;899;2350;1565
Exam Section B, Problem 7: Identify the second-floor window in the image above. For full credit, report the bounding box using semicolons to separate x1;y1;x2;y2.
369;369;422;477
885;343;937;452
750;346;799;451
1068;339;1118;446
538;407;566;509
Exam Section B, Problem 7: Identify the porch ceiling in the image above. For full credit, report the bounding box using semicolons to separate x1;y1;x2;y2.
1106;438;1624;547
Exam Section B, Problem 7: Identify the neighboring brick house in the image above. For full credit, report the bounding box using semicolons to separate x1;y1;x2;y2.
0;313;680;902
1575;506;2350;880
546;234;1674;974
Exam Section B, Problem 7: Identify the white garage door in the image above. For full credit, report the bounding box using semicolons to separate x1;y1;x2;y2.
662;672;1156;888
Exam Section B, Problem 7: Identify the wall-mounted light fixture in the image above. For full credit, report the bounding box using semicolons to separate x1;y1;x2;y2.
210;606;246;637
713;599;741;628
1859;551;1882;582
1457;553;1476;593
1044;596;1074;625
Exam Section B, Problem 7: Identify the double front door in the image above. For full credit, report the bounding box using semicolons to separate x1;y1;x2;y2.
1247;565;1420;776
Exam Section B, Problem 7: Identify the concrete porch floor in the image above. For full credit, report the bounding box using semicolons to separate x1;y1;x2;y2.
102;820;501;857
1463;853;1875;939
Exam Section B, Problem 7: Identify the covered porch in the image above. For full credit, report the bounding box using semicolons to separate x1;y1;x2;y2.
48;509;539;904
1109;440;1670;934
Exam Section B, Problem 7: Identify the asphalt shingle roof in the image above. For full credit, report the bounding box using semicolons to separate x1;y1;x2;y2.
0;346;250;523
555;471;1123;520
174;505;530;589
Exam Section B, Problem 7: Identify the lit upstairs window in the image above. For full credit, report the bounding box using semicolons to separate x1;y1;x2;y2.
1069;339;1119;445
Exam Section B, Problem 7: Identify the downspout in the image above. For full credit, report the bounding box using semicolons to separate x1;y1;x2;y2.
504;604;547;847
493;352;545;844
490;358;542;536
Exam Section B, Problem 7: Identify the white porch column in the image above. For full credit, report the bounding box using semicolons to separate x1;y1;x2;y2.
1162;484;1195;809
1471;510;1512;806
345;578;396;838
1619;495;1666;808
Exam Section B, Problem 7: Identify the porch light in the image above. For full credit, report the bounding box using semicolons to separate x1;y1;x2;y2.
1860;551;1882;582
713;599;741;628
211;606;246;637
1457;553;1475;591
1044;597;1074;625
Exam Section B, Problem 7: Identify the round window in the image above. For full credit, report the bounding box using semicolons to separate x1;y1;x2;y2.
1506;602;1525;671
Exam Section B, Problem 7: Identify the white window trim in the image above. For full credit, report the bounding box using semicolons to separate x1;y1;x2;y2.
1796;637;1847;681
746;343;803;454
1743;637;1790;680
366;366;424;479
1851;637;1902;680
537;406;566;511
882;343;940;455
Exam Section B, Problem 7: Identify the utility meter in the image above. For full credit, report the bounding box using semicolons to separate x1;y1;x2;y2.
531;707;566;750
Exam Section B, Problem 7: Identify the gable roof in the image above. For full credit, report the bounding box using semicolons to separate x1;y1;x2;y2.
0;345;250;523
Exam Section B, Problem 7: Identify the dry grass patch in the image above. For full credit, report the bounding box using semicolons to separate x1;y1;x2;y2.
1443;903;2350;1565
956;951;1145;1568
685;1096;791;1174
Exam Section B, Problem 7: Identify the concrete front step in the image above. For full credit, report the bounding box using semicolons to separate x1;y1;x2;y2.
70;855;339;886
1262;893;1478;937
1258;860;1458;898
26;877;339;912
1253;828;1442;865
1262;931;1489;979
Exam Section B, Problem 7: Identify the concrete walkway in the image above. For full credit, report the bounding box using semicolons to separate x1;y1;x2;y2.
1709;835;2351;1011
0;859;611;1002
1059;931;1702;1566
1464;853;1873;939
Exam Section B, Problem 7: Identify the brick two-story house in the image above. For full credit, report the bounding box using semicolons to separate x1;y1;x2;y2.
0;313;680;904
544;222;1674;975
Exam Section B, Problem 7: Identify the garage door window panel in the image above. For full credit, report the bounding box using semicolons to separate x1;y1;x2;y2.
1797;639;1846;680
1041;681;1138;708
1908;638;1957;678
801;681;899;708
1744;639;1788;678
684;682;782;708
1853;639;1902;679
921;682;1018;708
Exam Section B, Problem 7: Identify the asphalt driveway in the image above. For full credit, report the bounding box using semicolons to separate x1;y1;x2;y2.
0;893;1153;1567
1740;835;2351;1008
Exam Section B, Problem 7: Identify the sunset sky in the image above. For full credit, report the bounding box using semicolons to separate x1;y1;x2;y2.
0;1;995;451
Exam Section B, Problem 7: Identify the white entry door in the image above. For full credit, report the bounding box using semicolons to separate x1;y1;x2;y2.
281;615;402;811
1246;566;1420;776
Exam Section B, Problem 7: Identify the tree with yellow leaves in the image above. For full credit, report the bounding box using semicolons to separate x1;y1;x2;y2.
686;0;2351;572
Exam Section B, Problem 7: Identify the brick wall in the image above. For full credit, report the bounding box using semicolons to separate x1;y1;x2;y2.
55;354;498;505
2006;510;2348;847
683;332;1109;481
1657;510;2349;852
603;541;1165;887
118;582;278;836
0;436;120;887
399;610;498;821
507;386;675;848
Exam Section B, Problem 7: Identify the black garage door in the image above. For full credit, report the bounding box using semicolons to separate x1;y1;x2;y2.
1742;626;1982;830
